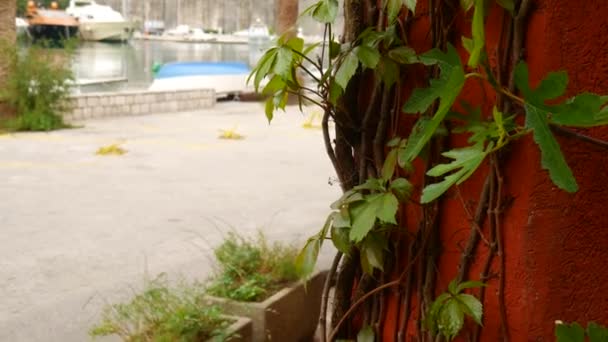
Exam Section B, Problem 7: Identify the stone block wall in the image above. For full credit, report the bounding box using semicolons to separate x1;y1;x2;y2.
64;89;215;122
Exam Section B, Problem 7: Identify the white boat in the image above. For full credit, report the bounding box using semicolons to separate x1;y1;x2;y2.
15;17;29;38
66;0;133;42
148;62;253;97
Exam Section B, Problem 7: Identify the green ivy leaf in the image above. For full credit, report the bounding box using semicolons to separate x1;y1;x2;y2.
312;0;339;23
516;62;608;129
357;325;375;342
390;178;413;202
402;44;466;163
353;178;386;192
387;137;403;147
425;293;450;334
332;211;351;228
447;278;459;294
404;0;417;13
296;215;332;278
461;36;474;54
295;236;322;278
360;235;385;273
535;71;568;100
274;47;293;78
249;48;277;91
455;280;486;293
525;104;578;192
422;144;489;203
515;62;579;192
587;322;608;342
330;190;364;210
302;42;321;56
550;93;608;127
349;198;380;242
273;90;289;111
418;44;462;67
356;45;381;69
264;98;275;122
398;117;430;167
456;294;483;325
336;50;359;90
468;0;485;67
388;46;418;64
329;81;344;105
495;0;514;12
386;0;403;24
378;57;399;87
262;75;284;95
514;61;533;97
555;322;585;342
330;40;341;59
331;226;352;254
286;37;304;52
376;193;399;224
438;299;465;341
515;63;568;104
460;0;474;11
382;149;398;181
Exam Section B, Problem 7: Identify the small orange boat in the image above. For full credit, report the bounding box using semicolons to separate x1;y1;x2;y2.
26;1;79;42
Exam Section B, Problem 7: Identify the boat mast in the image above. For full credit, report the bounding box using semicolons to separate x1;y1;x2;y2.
121;0;127;18
176;0;181;26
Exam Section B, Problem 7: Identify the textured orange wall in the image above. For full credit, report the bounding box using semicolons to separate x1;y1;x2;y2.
381;0;608;340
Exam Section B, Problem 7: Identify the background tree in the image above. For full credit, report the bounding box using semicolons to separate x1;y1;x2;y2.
0;0;16;104
275;0;298;36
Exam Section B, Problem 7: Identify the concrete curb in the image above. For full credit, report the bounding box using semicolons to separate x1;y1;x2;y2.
63;88;216;122
212;315;253;342
203;270;328;342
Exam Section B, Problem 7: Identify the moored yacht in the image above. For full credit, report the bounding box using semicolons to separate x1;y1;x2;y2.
66;0;134;42
26;1;79;42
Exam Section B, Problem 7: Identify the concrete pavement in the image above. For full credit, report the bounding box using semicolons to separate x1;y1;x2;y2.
0;102;340;341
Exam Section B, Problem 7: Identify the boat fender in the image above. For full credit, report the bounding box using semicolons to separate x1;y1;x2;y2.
152;62;163;76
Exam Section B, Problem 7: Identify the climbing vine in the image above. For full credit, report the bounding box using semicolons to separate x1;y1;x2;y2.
251;0;608;340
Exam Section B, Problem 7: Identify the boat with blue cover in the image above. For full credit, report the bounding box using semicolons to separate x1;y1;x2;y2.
148;61;253;97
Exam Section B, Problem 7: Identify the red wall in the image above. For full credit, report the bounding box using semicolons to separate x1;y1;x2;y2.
382;0;608;340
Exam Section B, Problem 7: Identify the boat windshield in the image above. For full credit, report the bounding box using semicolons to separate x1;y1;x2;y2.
74;1;94;6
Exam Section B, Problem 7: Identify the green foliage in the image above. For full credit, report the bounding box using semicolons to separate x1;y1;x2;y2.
422;143;493;203
302;0;339;23
514;62;580;192
252;1;608;325
0;41;73;131
495;0;514;12
425;280;485;340
336;50;360;89
555;321;608;342
357;325;375;342
206;232;300;302
89;275;232;341
401;44;466;163
296;149;411;277
467;0;485;67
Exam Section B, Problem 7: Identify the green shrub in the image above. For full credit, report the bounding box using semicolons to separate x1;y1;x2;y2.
90;275;233;341
206;232;300;302
555;321;608;342
0;40;73;131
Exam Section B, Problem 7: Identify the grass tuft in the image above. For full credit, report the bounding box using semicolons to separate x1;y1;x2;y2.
206;232;300;302
90;274;232;341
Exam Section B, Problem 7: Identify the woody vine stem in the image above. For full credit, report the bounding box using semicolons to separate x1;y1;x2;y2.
250;0;608;340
